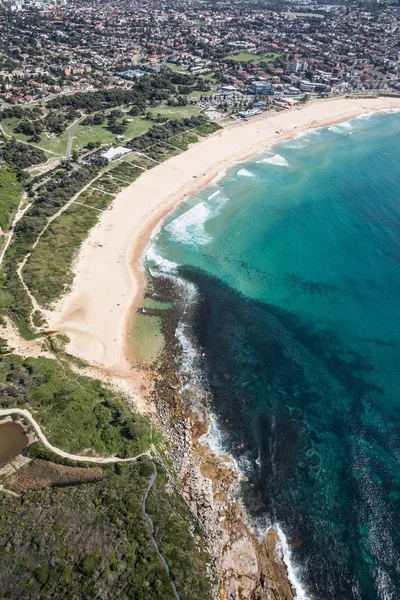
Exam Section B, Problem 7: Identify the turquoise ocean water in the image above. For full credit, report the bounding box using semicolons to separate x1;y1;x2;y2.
147;111;400;599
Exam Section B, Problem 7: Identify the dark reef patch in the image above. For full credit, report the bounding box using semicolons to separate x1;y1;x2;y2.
178;266;400;600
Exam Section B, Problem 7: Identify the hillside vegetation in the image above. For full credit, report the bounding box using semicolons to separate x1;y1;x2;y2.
0;462;213;600
0;166;22;232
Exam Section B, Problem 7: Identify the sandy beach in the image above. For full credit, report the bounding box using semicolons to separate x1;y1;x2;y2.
46;96;400;388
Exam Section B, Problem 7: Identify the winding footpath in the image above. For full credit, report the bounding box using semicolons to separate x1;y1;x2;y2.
0;408;149;463
1;408;182;598
143;461;182;600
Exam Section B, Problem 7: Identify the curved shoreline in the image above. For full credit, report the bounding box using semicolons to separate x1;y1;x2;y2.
35;97;400;599
46;97;400;395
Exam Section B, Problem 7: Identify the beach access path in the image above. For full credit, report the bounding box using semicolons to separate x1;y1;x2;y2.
0;408;150;463
45;97;400;382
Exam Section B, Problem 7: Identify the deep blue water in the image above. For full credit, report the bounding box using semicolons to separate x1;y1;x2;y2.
147;111;400;600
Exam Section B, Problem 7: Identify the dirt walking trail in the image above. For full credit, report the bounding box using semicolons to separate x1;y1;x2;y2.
0;408;150;463
143;460;182;600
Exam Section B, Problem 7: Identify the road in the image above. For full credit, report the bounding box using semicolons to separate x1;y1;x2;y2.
0;408;150;464
65;116;84;160
143;460;182;600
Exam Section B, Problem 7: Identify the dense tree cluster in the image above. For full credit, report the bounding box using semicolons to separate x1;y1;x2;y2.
0;139;46;170
46;74;201;114
127;115;208;151
0;106;43;122
1;106;78;138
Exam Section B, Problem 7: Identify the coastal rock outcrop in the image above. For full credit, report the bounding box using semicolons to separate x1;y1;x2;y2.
136;279;296;600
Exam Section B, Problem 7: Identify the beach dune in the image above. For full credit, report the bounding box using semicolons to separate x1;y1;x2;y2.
46;97;400;383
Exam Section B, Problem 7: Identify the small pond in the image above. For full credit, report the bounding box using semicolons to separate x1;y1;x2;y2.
0;422;29;468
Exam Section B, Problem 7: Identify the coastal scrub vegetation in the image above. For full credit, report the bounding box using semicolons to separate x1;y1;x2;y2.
126;115;211;152
17;115;219;314
0;166;22;232
0;462;213;600
0;353;151;457
23;199;109;306
1;165;97;331
147;467;215;600
23;165;140;306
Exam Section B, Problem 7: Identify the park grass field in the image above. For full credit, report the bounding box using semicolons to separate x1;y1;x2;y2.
161;60;189;73
223;51;282;64
147;104;201;120
188;89;214;98
73;117;153;152
1;115;153;159
0;117;69;156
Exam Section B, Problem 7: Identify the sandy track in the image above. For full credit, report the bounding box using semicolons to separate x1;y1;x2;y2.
0;408;150;463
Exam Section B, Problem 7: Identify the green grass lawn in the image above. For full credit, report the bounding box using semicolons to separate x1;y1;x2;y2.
161;61;188;73
73;117;152;152
188;89;214;98
0;117;68;156
148;105;201;120
200;73;218;82
223;51;282;64
1;115;152;158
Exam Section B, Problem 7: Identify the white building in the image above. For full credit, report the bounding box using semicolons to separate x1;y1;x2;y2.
101;146;131;162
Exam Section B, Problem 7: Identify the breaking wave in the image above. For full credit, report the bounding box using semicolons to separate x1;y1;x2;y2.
276;525;311;600
237;168;255;177
165;201;213;246
328;121;352;133
208;189;221;200
146;243;178;274
257;153;289;167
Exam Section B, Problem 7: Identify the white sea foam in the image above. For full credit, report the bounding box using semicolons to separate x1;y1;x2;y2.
199;413;245;476
329;120;353;134
376;568;396;600
286;129;321;149
257;153;289;167
276;524;311;600
146;243;178;274
212;168;227;184
208;189;221;200
356;108;400;123
237;168;255;177
378;107;400;115
175;318;201;382
336;120;352;128
199;413;226;458
165;201;213;246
